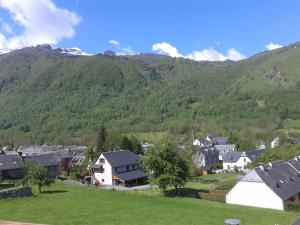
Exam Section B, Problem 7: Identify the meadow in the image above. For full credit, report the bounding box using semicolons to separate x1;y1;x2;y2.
0;182;298;225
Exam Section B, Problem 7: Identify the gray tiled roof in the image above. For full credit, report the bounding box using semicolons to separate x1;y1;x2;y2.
102;150;139;167
212;136;228;145
223;151;242;163
195;146;218;156
223;149;265;163
24;153;59;167
214;145;236;155
115;170;147;181
254;159;300;200
293;218;300;225
0;154;24;171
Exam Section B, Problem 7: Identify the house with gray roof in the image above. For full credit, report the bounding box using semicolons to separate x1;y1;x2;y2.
0;154;24;179
91;150;147;187
24;153;60;178
226;158;300;210
192;146;219;174
214;144;236;160
222;149;265;172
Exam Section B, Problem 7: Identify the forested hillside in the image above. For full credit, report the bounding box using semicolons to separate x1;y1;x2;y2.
0;42;300;144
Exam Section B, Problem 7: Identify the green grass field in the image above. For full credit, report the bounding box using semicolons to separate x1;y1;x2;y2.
0;182;299;225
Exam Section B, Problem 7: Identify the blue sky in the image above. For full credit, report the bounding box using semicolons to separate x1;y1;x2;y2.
0;0;299;60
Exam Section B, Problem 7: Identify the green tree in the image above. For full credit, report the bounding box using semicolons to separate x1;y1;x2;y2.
141;139;189;195
120;136;132;150
228;132;240;149
24;162;54;193
96;125;108;152
85;145;95;161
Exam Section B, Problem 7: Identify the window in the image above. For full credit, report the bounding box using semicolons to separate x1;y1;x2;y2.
132;164;135;170
101;179;104;182
244;158;246;162
100;158;105;164
114;167;117;173
126;165;130;171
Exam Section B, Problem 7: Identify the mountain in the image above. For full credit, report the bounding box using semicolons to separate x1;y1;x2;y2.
0;42;300;144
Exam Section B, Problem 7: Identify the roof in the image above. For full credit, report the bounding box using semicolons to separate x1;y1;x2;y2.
214;145;236;154
0;154;24;171
101;150;139;167
223;151;242;163
223;149;265;163
212;136;228;145
245;149;265;160
293;218;300;225
114;170;147;181
194;146;218;156
24;153;59;167
254;159;300;200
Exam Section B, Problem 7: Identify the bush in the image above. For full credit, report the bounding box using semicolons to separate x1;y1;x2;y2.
215;180;236;191
198;191;226;202
286;201;300;211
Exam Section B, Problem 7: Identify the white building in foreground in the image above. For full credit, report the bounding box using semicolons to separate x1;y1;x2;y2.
226;158;300;210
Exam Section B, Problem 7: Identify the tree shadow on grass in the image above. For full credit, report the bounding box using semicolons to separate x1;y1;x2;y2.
164;188;209;198
41;190;68;194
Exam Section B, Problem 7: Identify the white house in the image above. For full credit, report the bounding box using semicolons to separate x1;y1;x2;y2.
90;150;147;187
226;158;300;210
222;149;265;172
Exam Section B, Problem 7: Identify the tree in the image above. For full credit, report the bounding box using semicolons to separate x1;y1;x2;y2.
85;145;95;161
141;139;189;195
24;161;54;193
96;125;108;152
120;136;132;150
120;135;143;155
228;132;240;149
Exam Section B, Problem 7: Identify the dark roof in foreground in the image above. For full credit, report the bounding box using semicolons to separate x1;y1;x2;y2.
254;159;300;200
24;153;59;167
0;154;24;171
115;170;147;181
293;218;300;225
102;150;139;167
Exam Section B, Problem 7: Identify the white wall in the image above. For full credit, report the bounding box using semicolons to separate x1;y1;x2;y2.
226;181;284;210
223;156;252;171
94;155;113;186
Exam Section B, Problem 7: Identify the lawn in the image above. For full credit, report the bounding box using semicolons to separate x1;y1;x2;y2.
0;182;299;225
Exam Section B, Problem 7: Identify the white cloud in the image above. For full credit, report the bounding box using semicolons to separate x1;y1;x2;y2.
1;22;12;34
187;48;227;61
109;39;120;46
266;42;283;51
116;46;136;56
152;42;245;61
152;42;183;58
227;48;246;61
0;0;81;50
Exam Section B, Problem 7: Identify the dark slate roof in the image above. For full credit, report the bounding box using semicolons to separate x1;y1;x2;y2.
223;149;265;163
115;170;147;181
102;150;139;167
212;136;228;145
245;149;265;160
293;218;300;225
195;146;218;156
0;154;24;171
254;159;300;200
24;153;59;167
56;150;74;160
223;151;243;163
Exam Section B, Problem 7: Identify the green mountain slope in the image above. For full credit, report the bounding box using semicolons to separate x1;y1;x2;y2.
0;42;300;144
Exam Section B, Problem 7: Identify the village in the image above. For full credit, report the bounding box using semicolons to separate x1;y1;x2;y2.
1;132;300;222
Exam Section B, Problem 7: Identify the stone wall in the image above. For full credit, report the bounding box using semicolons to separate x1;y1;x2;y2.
0;186;32;200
